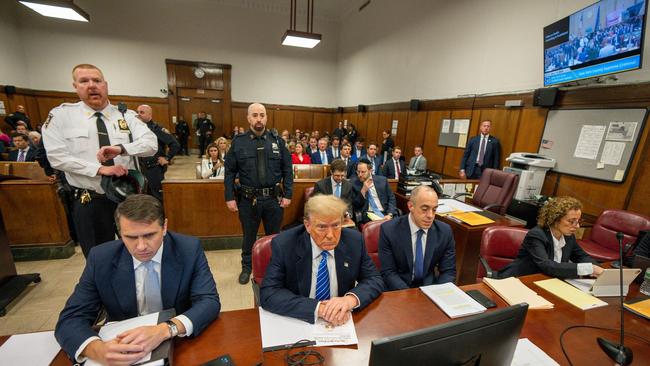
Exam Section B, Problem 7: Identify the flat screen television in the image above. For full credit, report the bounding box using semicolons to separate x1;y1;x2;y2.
368;304;528;366
544;0;647;86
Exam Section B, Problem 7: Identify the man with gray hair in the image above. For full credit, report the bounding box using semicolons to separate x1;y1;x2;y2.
378;185;456;290
261;195;383;324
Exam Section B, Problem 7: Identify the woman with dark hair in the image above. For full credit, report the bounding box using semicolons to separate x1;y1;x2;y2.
291;142;311;164
201;142;225;179
498;196;604;279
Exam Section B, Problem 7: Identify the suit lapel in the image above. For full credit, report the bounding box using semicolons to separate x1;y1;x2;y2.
161;235;182;309
111;246;138;317
334;240;352;297
400;217;414;276
296;232;312;297
325;180;333;195
423;224;437;274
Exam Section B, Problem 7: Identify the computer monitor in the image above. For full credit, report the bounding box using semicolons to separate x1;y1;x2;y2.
368;303;528;366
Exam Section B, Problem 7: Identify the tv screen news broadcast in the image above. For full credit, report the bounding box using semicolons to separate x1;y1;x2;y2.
544;0;647;86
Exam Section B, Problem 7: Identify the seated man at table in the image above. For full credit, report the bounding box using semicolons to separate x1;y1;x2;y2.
55;194;221;365
260;195;384;324
498;196;604;279
379;185;456;290
312;159;362;216
350;158;398;223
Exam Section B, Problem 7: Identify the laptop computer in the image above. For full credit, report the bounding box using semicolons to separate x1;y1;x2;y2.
566;268;641;297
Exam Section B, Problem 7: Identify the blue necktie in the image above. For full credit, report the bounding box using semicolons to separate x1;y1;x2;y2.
367;191;385;219
315;252;330;301
414;229;425;282
334;183;341;198
321;151;327;164
143;261;163;314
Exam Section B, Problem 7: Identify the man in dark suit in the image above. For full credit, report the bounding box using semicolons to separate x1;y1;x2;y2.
329;136;341;159
378;186;456;290
260;195;383;324
382;146;406;179
312;159;362;216
8;133;36;162
311;137;334;164
55;195;220;365
352;138;366;160
363;143;384;175
459;120;501;179
350;158;398;223
340;143;356;178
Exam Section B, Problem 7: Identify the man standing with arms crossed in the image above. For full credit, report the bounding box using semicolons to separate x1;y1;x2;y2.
225;103;293;284
42;64;157;257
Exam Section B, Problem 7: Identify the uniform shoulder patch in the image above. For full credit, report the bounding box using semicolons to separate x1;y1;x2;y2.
43;113;54;128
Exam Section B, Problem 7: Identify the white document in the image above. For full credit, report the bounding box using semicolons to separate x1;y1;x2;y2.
259;307;358;350
453;119;470;134
455;183;467;195
573;125;606;160
0;331;60;366
600;141;625;166
85;312;159;366
438;198;482;213
564;278;594;293
441;119;451;133
442;184;456;198
606;121;637;141
0;101;5;115
420;283;486;318
510;338;559;366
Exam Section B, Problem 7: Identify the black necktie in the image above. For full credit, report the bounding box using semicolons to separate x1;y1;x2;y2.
95;112;114;166
255;136;267;186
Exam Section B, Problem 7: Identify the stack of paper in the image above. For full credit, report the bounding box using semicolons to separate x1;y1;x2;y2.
510;338;560;366
483;277;554;309
0;331;60;366
623;297;650;320
449;212;495;226
438;199;483;213
420;282;487;318
534;278;607;310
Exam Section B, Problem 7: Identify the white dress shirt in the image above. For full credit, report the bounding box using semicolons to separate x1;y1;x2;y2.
201;158;224;179
42;101;157;193
408;214;429;279
74;242;193;363
550;233;592;276
475;134;489;164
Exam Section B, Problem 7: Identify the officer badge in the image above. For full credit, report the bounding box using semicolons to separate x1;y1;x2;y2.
43;113;53;128
271;142;280;154
118;119;130;133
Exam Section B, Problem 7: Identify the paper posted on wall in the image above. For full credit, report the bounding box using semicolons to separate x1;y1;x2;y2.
605;122;637;141
600;141;625;166
573;125;606;160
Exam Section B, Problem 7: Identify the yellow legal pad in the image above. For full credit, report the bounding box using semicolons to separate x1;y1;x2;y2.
449;212;495;226
534;278;608;310
623;298;650;320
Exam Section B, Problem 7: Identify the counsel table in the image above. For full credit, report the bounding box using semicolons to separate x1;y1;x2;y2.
5;274;649;365
395;192;526;285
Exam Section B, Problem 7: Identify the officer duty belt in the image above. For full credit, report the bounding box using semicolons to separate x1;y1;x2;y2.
240;184;279;200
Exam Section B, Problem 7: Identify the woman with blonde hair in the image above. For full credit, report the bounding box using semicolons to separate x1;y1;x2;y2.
215;136;230;161
498;196;603;279
201;142;225;179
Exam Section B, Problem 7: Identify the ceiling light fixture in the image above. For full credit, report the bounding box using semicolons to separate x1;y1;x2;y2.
18;0;90;22
282;0;321;48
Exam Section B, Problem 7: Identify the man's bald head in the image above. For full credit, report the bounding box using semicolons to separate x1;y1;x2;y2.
247;103;267;135
136;105;153;122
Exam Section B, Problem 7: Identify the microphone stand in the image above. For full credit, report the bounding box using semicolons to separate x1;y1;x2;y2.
597;232;633;365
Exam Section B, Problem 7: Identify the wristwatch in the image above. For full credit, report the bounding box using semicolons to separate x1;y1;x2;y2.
165;320;178;338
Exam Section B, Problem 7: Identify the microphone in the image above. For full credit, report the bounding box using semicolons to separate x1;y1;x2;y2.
597;231;633;365
117;102;127;115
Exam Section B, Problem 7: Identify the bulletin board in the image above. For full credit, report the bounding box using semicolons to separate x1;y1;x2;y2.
438;118;471;148
537;108;647;183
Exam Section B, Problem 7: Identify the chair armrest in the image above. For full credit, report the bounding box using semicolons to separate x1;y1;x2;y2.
453;192;472;200
479;255;495;279
482;203;505;212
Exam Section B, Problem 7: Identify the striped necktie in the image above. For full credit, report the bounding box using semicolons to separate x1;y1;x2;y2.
315;251;330;301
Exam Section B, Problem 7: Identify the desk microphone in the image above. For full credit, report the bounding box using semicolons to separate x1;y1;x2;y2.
597;231;633;365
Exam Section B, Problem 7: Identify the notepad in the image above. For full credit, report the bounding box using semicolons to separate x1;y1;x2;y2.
623;297;650;320
449;211;495;226
534;278;608;310
420;282;487;318
483;277;554;309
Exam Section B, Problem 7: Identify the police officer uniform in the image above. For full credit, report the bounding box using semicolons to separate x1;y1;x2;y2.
42;101;157;257
224;129;293;281
175;119;190;155
141;120;180;201
4;110;32;131
196;117;215;157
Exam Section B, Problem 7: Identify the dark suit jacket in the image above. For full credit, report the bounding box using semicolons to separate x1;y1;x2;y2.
460;134;501;178
382;158;406;179
329;146;341;159
55;232;221;359
8;147;37;162
352;147;366;160
379;217;456;290
349;175;398;219
498;226;596;279
260;226;384;323
363;154;384;175
312;177;363;212
311;149;334;164
339;157;356;178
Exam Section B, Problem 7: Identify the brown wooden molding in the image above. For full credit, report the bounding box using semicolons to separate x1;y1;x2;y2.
0;85;167;104
165;58;232;69
232;101;335;113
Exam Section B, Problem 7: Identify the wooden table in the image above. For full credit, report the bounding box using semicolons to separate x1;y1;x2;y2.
395;192;526;285
6;274;648;366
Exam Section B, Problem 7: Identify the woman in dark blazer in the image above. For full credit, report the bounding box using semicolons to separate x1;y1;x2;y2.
498;196;604;279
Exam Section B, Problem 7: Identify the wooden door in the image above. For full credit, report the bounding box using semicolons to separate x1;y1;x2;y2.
178;96;224;148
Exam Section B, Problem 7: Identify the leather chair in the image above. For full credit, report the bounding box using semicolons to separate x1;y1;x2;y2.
361;220;383;270
476;226;528;282
455;168;518;215
578;209;650;261
251;234;278;306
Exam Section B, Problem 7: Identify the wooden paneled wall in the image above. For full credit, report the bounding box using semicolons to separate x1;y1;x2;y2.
231;102;335;137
